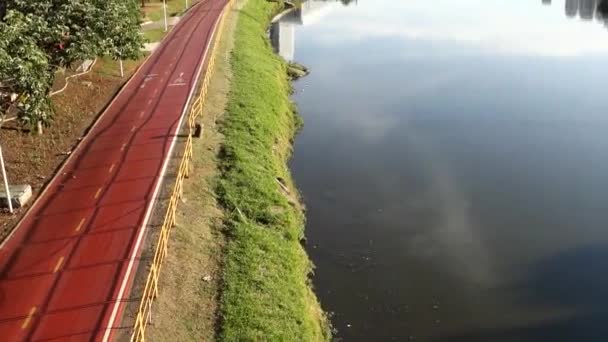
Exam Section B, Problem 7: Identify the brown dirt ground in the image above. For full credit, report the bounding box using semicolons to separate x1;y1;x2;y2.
0;57;145;239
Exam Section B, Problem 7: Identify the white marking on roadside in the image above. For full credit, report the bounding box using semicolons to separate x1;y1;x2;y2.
74;218;86;232
101;4;228;339
0;16;152;251
53;256;65;273
21;307;36;330
139;74;158;89
168;72;187;87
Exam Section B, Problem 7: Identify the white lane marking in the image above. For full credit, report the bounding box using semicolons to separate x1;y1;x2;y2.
139;74;158;89
168;72;187;87
0;28;154;251
53;256;65;273
21;307;37;330
101;1;228;340
74;218;86;232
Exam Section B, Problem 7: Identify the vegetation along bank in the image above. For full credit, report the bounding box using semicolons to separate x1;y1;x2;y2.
216;0;330;340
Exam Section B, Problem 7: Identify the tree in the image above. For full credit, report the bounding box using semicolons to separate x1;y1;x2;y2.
0;0;145;130
99;0;145;62
0;11;52;128
9;0;111;68
92;0;144;77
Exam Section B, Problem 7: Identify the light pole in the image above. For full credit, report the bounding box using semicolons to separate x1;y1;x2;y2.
163;0;168;32
0;144;13;214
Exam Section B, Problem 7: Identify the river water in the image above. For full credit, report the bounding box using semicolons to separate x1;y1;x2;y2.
272;1;608;341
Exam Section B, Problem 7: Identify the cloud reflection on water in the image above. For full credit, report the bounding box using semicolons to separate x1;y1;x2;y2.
304;0;608;57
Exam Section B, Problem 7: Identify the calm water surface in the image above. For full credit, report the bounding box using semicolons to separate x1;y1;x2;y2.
276;1;608;341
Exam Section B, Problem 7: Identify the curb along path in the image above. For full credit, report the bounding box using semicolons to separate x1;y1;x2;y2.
0;0;228;340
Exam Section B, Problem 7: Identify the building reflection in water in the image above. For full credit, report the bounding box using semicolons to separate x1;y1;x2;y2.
558;0;608;24
270;12;296;61
270;1;344;62
565;0;580;17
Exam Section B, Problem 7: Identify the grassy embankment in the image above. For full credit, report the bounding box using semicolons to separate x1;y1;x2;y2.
217;0;330;340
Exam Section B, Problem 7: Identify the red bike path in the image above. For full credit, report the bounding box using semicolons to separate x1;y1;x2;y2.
0;0;227;340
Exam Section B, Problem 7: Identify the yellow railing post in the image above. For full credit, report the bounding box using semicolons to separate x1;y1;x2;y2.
130;0;234;340
152;264;159;297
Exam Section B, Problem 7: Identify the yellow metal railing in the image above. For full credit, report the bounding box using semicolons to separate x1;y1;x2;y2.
130;0;233;340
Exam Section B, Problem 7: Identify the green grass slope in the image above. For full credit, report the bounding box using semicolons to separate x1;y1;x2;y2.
217;0;330;340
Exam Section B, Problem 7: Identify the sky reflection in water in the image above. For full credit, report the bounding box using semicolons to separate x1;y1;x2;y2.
277;0;608;341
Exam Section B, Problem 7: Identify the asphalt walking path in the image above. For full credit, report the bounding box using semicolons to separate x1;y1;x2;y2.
0;0;227;340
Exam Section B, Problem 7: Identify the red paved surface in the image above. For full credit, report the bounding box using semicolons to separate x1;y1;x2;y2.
0;0;227;340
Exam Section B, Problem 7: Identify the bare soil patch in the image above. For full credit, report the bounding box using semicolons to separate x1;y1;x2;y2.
0;58;144;239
